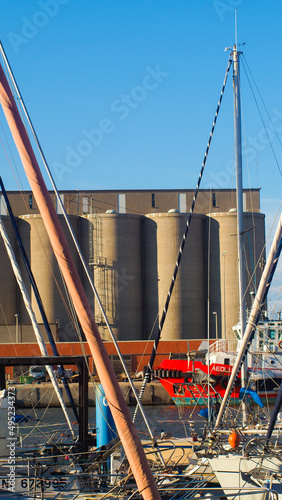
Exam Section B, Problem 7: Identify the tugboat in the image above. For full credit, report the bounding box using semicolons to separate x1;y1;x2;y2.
154;317;282;406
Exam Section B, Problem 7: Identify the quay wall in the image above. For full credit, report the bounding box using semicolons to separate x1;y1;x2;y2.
12;380;173;407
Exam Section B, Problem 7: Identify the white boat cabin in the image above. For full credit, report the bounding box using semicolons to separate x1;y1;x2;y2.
207;319;282;374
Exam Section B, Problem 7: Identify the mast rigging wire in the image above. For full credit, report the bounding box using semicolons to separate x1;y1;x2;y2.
241;56;282;177
133;58;233;419
242;55;282;150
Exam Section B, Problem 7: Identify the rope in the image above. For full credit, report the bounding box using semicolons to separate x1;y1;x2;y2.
133;58;232;419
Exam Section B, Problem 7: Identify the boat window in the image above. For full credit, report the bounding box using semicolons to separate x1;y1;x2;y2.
212;192;216;207
173;384;185;395
224;358;230;365
268;329;276;340
29;194;33;209
278;330;282;340
151;193;155;208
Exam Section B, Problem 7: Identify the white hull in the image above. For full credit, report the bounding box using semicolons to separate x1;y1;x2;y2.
209;454;282;500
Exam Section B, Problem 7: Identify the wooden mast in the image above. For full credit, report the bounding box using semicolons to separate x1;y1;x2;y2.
0;62;161;500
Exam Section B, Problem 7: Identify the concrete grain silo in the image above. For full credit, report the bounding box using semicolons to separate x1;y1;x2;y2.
85;213;144;341
18;214;81;341
144;211;206;340
208;211;265;340
0;216;17;328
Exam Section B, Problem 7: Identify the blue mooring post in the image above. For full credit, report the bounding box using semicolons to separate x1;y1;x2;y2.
96;384;117;472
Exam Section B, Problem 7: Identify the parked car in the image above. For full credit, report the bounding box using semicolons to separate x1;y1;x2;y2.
29;366;47;382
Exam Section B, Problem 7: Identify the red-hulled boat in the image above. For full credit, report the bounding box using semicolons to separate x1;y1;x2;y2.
154;321;282;406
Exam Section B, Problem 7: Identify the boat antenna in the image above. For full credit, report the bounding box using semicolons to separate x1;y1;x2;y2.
235;9;238;51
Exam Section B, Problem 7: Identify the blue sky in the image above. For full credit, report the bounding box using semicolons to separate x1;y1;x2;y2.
0;0;281;312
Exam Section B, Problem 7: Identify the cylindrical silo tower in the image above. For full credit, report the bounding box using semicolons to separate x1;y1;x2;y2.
18;214;81;341
0;216;17;328
208;211;265;340
84;212;144;341
144;211;206;340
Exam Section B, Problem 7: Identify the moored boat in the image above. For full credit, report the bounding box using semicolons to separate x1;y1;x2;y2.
154;318;282;407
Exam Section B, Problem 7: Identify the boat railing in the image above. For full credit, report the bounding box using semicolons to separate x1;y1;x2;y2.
244;435;282;457
209;339;237;354
143;440;186;468
157;483;278;500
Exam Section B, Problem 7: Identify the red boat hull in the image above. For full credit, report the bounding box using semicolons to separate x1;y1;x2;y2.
154;358;279;406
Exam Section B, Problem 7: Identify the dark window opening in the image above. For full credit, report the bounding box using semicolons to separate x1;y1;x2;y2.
29;194;33;209
224;358;230;365
152;193;155;208
212;193;216;207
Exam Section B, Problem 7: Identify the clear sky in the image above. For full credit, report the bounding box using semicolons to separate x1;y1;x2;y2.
0;0;281;312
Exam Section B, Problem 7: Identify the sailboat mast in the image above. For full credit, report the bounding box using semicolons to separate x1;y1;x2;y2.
0;42;157;447
232;45;247;390
0;63;161;500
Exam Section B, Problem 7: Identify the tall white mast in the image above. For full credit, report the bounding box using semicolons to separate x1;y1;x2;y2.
232;44;247;419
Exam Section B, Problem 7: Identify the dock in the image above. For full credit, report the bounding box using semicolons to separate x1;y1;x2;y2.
10;380;173;407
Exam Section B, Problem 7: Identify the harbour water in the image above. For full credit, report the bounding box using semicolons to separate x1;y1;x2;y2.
16;405;201;443
15;399;274;454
